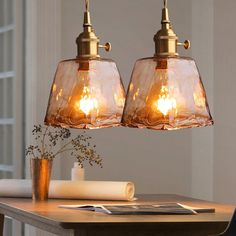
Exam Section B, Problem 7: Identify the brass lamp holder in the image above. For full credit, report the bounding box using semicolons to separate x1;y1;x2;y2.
76;0;111;59
154;0;190;57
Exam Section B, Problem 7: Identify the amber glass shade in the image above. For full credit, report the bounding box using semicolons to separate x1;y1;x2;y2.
122;57;213;130
45;58;126;129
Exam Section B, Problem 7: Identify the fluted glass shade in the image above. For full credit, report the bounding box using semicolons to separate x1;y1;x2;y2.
122;57;213;130
45;59;126;129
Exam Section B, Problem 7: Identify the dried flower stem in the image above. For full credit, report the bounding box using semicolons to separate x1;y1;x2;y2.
41;126;49;157
26;124;103;168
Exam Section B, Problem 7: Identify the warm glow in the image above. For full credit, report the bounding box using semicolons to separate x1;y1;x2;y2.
114;93;125;107
74;87;98;116
154;85;177;116
52;83;57;92
44;59;126;129
56;89;63;101
133;88;140;101
194;93;206;108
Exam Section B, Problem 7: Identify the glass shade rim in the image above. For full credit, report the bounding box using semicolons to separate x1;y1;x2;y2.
121;119;214;131
59;57;116;64
135;56;195;63
44;120;122;130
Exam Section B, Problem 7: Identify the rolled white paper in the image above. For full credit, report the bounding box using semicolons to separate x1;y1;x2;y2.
0;179;135;201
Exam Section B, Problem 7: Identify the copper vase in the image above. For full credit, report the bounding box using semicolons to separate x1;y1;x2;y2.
30;158;53;201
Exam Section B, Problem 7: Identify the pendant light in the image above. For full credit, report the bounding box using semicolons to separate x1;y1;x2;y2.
45;0;126;129
122;0;214;130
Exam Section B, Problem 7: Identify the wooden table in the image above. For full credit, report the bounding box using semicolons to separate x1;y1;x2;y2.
0;194;234;236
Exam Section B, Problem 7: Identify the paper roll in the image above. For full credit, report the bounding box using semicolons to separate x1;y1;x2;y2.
0;179;135;201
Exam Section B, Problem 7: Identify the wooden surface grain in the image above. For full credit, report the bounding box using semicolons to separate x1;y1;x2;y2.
0;194;234;236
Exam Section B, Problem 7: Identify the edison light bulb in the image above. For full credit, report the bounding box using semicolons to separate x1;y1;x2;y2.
154;85;177;116
69;68;100;118
74;86;98;116
152;67;177;118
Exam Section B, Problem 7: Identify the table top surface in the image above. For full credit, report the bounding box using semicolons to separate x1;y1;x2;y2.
0;194;234;229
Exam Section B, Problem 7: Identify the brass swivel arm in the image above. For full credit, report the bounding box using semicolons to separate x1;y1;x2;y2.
76;0;111;59
154;0;190;57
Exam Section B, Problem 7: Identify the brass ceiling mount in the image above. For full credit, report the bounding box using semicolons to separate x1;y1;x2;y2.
154;0;190;57
76;0;111;59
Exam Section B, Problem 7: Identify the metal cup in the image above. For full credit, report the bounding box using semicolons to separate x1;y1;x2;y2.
30;158;52;201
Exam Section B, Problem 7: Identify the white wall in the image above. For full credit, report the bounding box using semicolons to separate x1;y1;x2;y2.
23;1;236;235
59;0;236;204
25;0;62;179
25;0;236;211
213;0;236;205
191;0;214;200
25;1;62;235
60;0;193;196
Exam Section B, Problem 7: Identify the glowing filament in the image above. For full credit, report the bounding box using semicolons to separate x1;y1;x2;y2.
155;86;176;116
75;87;98;116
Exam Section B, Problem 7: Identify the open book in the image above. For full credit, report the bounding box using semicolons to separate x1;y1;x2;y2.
59;203;215;215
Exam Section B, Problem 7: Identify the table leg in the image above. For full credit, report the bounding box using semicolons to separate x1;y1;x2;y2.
0;214;4;236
